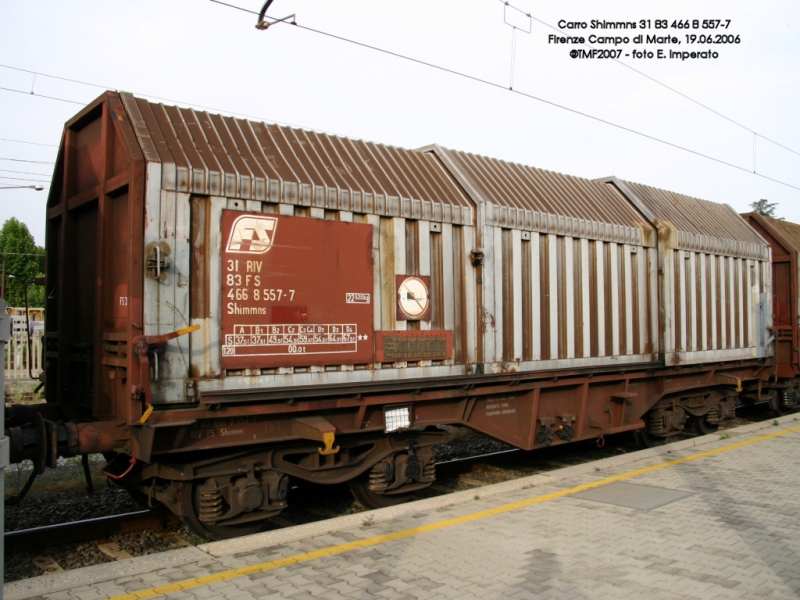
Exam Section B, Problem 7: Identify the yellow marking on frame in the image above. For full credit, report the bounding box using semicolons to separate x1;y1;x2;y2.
175;324;201;337
109;424;800;600
137;405;154;425
318;431;340;455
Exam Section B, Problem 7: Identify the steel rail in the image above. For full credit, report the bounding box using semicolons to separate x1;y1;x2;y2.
5;507;181;552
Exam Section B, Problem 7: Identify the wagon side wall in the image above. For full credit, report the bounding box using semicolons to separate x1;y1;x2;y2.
480;224;658;372
741;213;796;377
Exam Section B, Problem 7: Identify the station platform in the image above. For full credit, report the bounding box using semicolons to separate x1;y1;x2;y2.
7;415;800;600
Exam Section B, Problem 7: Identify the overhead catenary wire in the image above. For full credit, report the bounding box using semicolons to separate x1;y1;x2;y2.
0;175;50;183
0;168;52;177
207;0;800;192
0;158;55;165
0;65;309;132
3;2;799;194
494;0;800;160
219;0;800;160
0;85;84;106
0;138;58;148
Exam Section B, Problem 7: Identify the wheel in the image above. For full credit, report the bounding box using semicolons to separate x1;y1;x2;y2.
179;481;267;541
632;426;665;449
349;475;416;509
769;390;792;416
687;415;719;435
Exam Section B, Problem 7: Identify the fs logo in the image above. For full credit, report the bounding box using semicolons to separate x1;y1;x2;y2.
226;215;278;254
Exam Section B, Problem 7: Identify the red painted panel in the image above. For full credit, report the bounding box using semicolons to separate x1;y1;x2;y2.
220;211;374;368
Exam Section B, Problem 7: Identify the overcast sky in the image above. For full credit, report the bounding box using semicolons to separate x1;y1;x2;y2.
1;0;798;245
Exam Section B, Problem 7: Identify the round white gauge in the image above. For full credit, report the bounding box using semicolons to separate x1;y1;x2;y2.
397;276;430;319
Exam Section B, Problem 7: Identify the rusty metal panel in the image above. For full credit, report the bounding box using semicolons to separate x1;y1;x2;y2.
428;146;654;247
434;152;665;371
605;179;772;366
186;208;478;394
46;92;149;422
115;94;474;226
660;246;771;366
608;178;769;261
108;93;489;392
487;225;658;371
219;211;374;369
742;213;798;376
752;215;800;256
54;93;766;411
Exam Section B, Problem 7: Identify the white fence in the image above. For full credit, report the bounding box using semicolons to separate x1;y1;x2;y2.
4;315;44;381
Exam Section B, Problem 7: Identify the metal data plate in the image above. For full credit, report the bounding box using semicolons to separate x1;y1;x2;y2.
375;330;453;362
220;211;374;369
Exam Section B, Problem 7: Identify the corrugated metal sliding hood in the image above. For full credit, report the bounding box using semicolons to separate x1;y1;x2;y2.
750;214;800;257
603;177;768;260
422;145;655;247
117;90;658;246
118;92;474;225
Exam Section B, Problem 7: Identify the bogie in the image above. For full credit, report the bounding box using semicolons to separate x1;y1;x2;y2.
7;92;795;542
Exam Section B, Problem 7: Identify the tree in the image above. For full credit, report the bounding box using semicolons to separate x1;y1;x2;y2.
750;199;782;219
0;218;45;307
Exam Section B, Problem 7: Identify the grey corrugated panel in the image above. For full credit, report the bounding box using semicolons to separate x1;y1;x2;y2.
164;105;209;194
312;131;366;193
420;156;470;211
119;94;160;165
520;168;578;218
263;123;312;187
352;138;404;198
410;150;471;221
207;114;253;199
182;106;225;197
286;127;330;190
538;171;604;222
460;152;524;210
576;175;647;229
340;136;385;195
370;143;419;206
120;95;703;230
190;108;231;174
405;149;449;204
163;105;205;173
375;144;429;204
235;119;283;182
485;156;543;214
137;99;191;192
433;148;651;245
307;131;359;192
464;150;643;226
622;180;765;245
208;114;251;177
199;113;241;191
493;160;556;217
382;146;435;204
196;111;240;198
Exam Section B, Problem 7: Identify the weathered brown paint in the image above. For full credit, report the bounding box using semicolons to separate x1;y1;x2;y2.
36;93;775;487
131;358;769;458
743;213;800;378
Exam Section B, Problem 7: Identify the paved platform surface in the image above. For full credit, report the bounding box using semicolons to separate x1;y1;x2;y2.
7;416;800;600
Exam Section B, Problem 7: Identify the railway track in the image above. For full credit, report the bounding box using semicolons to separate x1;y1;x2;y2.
5;508;182;553
3;410;769;582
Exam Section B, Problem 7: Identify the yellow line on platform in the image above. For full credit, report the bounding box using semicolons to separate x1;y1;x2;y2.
111;424;800;600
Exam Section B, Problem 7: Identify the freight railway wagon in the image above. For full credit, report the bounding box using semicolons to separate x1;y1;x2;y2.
6;91;775;539
741;213;800;411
